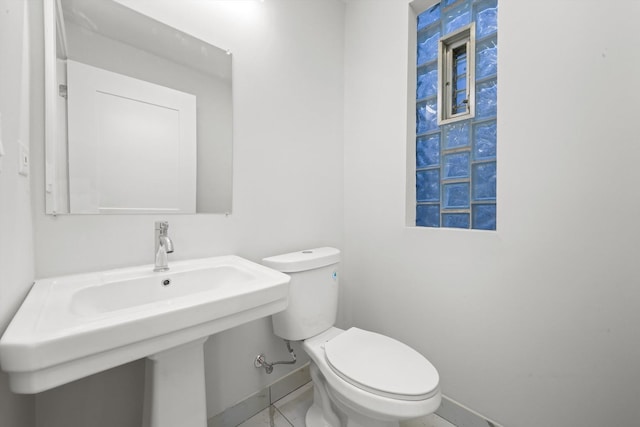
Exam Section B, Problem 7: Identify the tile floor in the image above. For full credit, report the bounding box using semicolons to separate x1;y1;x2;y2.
238;382;456;427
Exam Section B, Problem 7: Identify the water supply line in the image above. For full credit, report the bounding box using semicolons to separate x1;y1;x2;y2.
254;340;296;374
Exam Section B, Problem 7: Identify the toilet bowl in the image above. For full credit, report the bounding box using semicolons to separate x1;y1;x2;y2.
304;327;440;427
263;248;441;427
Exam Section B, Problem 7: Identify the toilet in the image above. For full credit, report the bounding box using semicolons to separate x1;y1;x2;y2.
263;247;441;427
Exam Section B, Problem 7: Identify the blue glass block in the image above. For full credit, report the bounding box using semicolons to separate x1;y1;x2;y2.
443;0;459;7
416;169;440;202
416;100;438;134
472;161;496;200
417;25;440;65
473;121;496;160
443;182;469;208
417;63;438;99
473;204;496;230
476;79;497;118
444;122;469;148
443;152;469;179
416;134;440;168
476;37;497;79
416;204;440;227
444;1;471;35
443;213;470;229
475;0;498;38
417;3;440;31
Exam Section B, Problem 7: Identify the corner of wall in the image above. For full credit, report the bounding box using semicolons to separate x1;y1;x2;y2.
0;1;39;426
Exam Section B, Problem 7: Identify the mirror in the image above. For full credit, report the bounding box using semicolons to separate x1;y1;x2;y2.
44;0;233;214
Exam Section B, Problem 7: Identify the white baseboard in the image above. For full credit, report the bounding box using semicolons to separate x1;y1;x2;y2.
436;395;504;427
208;365;505;427
207;364;310;427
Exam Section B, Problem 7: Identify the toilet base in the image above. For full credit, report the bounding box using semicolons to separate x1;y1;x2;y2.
329;388;400;427
305;364;400;427
306;364;341;427
306;402;399;427
306;402;338;427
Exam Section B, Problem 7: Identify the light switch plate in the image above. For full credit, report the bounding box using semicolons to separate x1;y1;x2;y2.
18;140;29;176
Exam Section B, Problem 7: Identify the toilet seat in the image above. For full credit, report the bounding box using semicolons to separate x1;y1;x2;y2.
324;328;439;401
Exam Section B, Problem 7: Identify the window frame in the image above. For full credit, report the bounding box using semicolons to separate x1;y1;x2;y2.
437;23;476;125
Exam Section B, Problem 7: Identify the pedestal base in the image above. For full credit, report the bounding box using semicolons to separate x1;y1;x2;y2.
142;338;208;427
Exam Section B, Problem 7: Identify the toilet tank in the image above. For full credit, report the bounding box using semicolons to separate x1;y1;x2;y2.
263;248;340;341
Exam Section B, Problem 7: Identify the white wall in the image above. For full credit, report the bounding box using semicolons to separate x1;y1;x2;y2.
30;0;344;426
343;1;640;427
0;0;36;426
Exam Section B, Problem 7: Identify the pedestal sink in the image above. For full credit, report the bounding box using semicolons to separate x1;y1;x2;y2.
0;256;290;427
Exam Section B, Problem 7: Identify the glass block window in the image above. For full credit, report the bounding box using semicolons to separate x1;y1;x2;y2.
416;0;497;230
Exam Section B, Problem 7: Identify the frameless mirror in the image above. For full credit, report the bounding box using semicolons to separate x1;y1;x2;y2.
44;0;233;214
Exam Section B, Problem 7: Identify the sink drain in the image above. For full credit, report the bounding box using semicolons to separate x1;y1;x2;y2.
161;279;171;286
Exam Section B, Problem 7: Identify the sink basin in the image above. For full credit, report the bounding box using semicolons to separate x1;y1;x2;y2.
70;264;255;316
0;255;290;394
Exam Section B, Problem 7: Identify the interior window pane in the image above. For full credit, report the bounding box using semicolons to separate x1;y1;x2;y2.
453;91;468;114
455;53;467;76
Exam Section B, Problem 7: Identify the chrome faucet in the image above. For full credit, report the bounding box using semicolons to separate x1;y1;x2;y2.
154;221;174;272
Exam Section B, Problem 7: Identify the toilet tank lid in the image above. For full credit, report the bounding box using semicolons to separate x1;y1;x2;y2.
262;247;340;273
